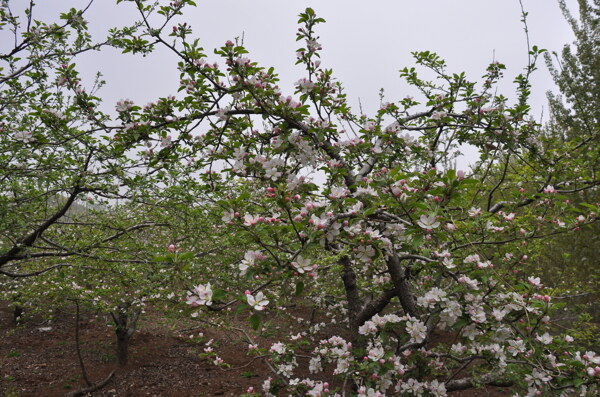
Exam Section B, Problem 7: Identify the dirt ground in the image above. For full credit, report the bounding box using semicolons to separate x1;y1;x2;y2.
0;301;514;397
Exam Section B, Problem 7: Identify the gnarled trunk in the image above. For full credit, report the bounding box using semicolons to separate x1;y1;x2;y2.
111;307;140;366
340;256;363;342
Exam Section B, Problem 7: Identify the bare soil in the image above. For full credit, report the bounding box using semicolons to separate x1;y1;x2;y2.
0;302;514;396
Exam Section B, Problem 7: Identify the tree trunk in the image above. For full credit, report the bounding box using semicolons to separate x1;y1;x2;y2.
386;251;418;317
115;326;130;366
111;308;139;367
340;256;363;343
13;304;24;324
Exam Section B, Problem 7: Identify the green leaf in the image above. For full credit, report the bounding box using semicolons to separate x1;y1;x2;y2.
212;289;227;301
295;281;304;296
178;252;195;261
235;303;250;314
249;313;261;330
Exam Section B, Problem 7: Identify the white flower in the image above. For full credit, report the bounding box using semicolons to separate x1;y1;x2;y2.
349;201;364;215
354;186;378;197
221;211;234;222
262;378;274;397
44;109;65;119
504;212;516;221
582;351;600;364
243;214;260;226
477;260;493;269
467;303;487;323
417;214;440;229
428;379;447;396
160;135;172;147
291;255;314;273
308;356;322;373
329;186;349;199
399;379;425;395
269;342;286;354
492;308;507;321
358;387;384;397
367;343;385;361
306;39;321;52
239;250;264;276
525;368;552;386
356;245;376;262
451;343;467;354
417;287;447;308
442;258;456;269
458;275;479;290
295;78;316;93
310;214;329;230
405;316;427;343
528;276;542;287
186;283;213;306
15;130;35;143
468;207;482;217
262;158;284;180
536;332;553;345
431;111;447;120
358;321;378;335
440;300;462;327
507;339;526;356
215;106;230;121
115;99;133;112
246;291;269;311
564;335;574;343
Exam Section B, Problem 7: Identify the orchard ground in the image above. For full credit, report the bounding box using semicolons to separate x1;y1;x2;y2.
0;300;516;397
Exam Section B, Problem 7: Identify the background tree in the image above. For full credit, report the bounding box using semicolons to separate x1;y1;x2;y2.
536;0;600;343
0;0;227;367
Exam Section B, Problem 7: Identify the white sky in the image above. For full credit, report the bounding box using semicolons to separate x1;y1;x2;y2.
21;0;577;116
9;0;580;168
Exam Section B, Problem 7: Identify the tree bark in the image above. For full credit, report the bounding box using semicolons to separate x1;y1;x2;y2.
386;251;418;317
340;256;363;342
115;327;130;367
111;308;139;367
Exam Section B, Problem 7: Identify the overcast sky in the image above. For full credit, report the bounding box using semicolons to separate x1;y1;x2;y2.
22;0;578;119
6;0;574;170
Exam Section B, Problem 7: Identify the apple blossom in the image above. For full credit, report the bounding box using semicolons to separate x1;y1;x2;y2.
246;291;269;311
416;214;440;230
186;283;213;306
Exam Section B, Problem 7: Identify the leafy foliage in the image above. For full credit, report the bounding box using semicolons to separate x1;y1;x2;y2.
0;1;598;395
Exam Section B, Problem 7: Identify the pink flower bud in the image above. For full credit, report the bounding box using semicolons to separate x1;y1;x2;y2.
168;244;176;252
